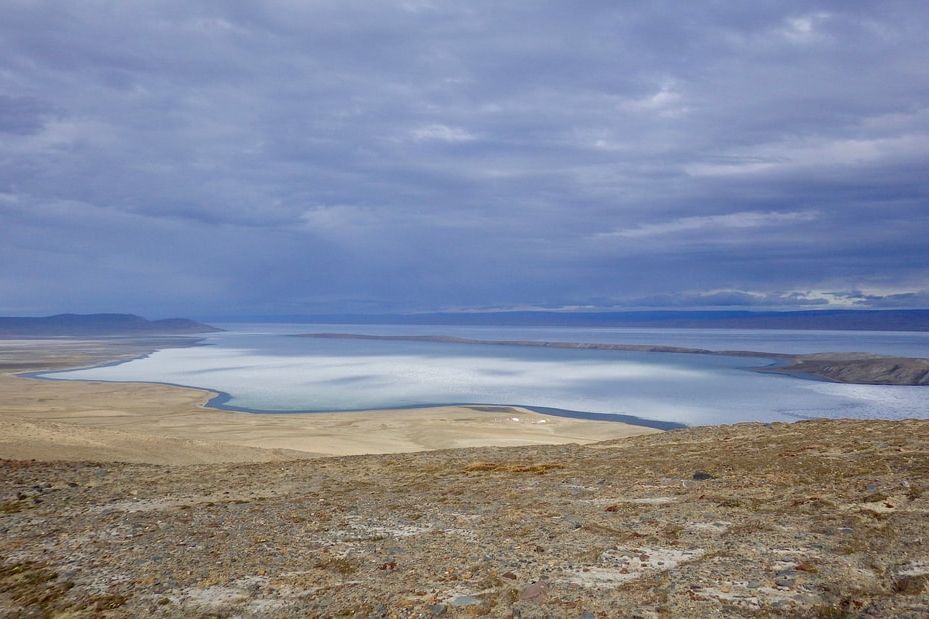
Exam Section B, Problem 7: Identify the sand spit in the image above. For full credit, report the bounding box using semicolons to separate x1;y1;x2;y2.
0;338;656;464
2;419;928;616
300;333;929;386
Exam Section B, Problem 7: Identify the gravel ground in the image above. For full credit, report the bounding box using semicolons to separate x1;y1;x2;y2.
2;419;929;617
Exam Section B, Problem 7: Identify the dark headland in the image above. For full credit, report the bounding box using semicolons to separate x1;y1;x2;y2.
0;313;221;336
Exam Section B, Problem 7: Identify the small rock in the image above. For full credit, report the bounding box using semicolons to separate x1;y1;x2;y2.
692;471;716;481
519;581;549;603
563;515;583;529
774;576;795;589
579;612;596;619
501;571;517;580
429;603;447;616
448;595;481;607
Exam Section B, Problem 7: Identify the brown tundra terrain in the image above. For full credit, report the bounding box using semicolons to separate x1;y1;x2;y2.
2;419;929;618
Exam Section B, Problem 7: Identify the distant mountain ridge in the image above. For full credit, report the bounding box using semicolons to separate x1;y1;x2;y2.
0;313;222;336
224;309;929;332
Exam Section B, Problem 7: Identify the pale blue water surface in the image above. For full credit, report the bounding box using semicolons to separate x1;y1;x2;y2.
39;324;929;426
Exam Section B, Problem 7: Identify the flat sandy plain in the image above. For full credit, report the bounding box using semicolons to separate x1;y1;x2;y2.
0;337;657;465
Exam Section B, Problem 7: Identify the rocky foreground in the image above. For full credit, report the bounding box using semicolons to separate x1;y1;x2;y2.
2;420;929;617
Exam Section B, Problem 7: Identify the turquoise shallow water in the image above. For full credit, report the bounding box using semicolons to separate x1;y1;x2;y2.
40;325;929;426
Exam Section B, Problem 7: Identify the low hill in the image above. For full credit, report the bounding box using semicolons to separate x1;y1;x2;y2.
0;313;221;336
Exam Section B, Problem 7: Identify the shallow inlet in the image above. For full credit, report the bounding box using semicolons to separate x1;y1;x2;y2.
38;326;929;426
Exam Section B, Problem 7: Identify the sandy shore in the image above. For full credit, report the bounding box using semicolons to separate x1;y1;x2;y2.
0;338;658;464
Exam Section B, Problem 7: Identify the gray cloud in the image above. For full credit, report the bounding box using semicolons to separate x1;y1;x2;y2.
1;1;928;315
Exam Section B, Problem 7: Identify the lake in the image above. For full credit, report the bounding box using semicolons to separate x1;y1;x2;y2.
40;324;929;426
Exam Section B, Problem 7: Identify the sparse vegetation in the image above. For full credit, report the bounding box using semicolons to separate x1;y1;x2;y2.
1;419;927;616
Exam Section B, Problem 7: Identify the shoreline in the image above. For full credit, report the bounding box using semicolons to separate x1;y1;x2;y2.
22;368;682;432
0;337;661;464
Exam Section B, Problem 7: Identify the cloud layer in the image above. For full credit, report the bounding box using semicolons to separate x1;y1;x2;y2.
1;1;928;316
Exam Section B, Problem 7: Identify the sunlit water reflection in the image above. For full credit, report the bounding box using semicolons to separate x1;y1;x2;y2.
40;325;929;426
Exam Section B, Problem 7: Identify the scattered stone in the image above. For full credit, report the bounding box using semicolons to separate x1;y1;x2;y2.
1;416;928;617
519;581;549;603
774;576;796;589
692;471;716;481
448;595;481;607
564;515;583;529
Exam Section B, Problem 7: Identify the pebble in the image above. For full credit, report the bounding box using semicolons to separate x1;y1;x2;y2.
692;471;716;481
774;577;795;589
448;595;481;607
519;581;549;603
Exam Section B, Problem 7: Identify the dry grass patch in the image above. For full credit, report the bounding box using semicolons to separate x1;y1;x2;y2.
314;556;360;575
463;461;565;474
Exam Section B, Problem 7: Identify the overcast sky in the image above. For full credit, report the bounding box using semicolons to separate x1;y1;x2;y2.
2;1;928;317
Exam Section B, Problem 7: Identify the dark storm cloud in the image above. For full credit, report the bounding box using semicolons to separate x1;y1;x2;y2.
1;1;927;315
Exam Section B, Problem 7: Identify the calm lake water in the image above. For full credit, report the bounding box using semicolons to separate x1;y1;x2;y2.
41;324;929;426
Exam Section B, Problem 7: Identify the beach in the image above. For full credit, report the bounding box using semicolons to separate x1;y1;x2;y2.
0;338;658;465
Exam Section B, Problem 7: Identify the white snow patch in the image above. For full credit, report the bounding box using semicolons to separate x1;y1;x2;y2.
686;521;732;534
564;547;704;588
899;561;929;577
